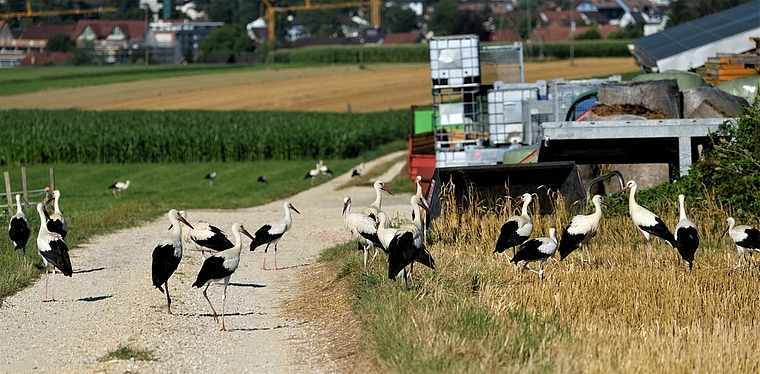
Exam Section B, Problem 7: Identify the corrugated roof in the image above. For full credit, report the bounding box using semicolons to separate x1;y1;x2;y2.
633;0;760;62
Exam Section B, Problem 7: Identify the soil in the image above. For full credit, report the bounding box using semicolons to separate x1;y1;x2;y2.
592;103;674;119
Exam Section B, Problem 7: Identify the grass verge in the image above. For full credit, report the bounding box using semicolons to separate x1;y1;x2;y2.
98;345;156;362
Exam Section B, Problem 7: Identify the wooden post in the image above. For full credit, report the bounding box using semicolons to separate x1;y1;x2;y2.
21;166;28;209
49;167;55;193
4;171;12;215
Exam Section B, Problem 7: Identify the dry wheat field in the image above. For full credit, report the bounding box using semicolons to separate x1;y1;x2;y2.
423;190;759;373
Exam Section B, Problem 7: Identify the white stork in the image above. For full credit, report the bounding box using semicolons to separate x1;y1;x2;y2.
44;189;67;240
205;172;217;186
494;193;534;256
511;228;558;280
351;162;365;178
318;160;333;177
387;195;435;288
362;180;394;223
8;194;31;255
108;180;130;198
35;203;72;302
342;196;383;267
305;164;320;186
620;180;676;260
192;222;254;331
177;211;234;259
250;201;300;270
257;175;268;185
675;194;699;270
151;209;194;314
558;194;608;264
724;217;760;273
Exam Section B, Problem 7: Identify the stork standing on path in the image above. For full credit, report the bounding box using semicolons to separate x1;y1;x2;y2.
675;194;699;270
511;228;558;280
343;196;383;268
362;180;394;223
35;203;72;302
351;163;365;178
193;223;254;331
178;211;234;259
494;193;534;256
559;195;608;264
8;194;31;255
724;217;760;273
44;189;67;240
387;195;435;288
620;180;677;261
151;209;194;314
108;180;130;198
250;202;300;270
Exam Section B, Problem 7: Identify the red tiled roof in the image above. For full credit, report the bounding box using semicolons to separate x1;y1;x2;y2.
21;51;72;67
72;20;145;42
531;22;619;41
489;29;521;42
19;24;76;40
382;32;422;44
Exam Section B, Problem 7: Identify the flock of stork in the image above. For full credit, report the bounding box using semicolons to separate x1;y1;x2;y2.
493;180;760;279
7;169;760;331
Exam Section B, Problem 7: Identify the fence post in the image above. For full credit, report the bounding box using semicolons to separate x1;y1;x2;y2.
21;166;29;209
49;168;55;193
4;171;11;215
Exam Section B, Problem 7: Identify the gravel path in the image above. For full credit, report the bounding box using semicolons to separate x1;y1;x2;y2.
0;151;411;373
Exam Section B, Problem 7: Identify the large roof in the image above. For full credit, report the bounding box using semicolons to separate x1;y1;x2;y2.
631;0;760;71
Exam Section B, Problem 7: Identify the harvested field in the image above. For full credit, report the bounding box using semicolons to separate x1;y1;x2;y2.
0;58;638;112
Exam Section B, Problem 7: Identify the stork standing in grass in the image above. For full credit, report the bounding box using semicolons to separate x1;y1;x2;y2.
318;160;333;177
305;164;319;186
35;203;72;302
362;180;394;223
44;189;67;240
205;172;217;186
8;194;31;255
178;211;234;259
494;193;533;256
558;195;608;264
387;195;435;288
342;196;383;267
620;180;677;261
675;194;699;270
193;223;254;331
108;180;130;198
724;217;760;273
151;209;194;314
250;202;300;270
511;228;558;280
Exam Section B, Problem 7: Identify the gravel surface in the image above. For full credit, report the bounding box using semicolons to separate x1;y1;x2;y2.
0;151;411;373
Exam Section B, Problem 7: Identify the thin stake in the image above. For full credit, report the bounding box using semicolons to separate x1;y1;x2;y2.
4;171;11;215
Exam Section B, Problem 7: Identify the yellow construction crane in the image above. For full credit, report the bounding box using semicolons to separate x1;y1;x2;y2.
0;1;116;19
261;0;380;43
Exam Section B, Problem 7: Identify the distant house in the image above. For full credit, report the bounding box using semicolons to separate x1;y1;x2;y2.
385;0;425;16
72;20;145;64
488;29;521;43
0;21;23;67
21;51;72;67
382;31;424;44
144;20;224;64
532;10;619;41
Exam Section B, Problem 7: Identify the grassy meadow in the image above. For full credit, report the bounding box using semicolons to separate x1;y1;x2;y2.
320;188;760;373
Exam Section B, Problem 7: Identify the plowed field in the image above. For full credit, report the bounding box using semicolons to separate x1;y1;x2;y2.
0;58;638;112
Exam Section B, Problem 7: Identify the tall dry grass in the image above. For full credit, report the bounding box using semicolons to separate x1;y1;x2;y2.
423;186;759;373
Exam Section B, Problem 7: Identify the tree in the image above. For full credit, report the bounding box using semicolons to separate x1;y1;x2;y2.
199;24;255;62
68;40;97;65
205;0;236;24
382;4;418;33
665;0;695;28
300;9;343;37
428;0;458;36
45;33;76;52
452;11;489;40
607;23;644;39
575;28;601;40
101;0;143;20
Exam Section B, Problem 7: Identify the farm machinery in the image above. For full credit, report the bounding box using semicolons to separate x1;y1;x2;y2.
409;35;737;217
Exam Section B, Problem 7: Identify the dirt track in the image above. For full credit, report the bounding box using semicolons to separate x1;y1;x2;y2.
0;58;638;112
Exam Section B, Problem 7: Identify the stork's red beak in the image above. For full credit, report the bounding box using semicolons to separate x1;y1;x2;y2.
289;204;301;214
178;216;194;230
382;185;395;196
722;225;729;238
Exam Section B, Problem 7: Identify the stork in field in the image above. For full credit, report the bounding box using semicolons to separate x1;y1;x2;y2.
257;175;268;185
620;180;677;261
342;196;384;268
193;222;254;331
178;211;234;259
362;180;394;223
674;194;699;271
318;160;333;177
151;209;194;314
511;228;558;280
8;194;31;255
35;203;72;302
724;217;760;273
494;193;534;256
558;195;608;264
205;172;217;186
305;164;320;186
387;195;435;288
108;180;130;198
250;202;300;270
44;189;67;240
